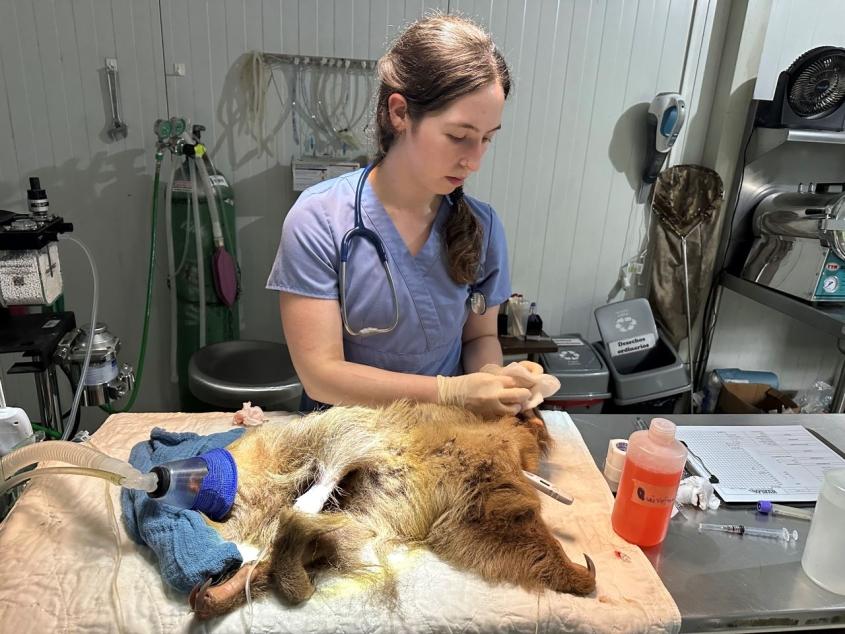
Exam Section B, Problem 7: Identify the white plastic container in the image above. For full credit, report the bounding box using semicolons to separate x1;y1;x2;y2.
0;407;34;457
801;468;845;595
0;244;63;305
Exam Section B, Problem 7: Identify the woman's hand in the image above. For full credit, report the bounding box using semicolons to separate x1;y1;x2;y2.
478;360;561;410
436;373;532;419
480;360;543;377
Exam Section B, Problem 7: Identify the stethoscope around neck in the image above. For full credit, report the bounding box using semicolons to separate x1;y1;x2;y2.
339;163;487;337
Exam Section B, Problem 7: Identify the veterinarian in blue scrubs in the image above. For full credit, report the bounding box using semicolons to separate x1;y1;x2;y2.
267;14;540;419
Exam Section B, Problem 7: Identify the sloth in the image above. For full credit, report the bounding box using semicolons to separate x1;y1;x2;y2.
190;401;595;619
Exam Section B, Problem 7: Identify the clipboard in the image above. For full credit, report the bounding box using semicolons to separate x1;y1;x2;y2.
675;425;845;503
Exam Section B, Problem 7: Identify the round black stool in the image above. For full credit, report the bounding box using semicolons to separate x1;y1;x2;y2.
188;340;302;411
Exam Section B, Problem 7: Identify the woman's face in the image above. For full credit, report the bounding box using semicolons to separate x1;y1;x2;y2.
394;82;506;196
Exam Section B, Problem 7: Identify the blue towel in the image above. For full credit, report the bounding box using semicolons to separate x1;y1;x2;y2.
121;426;245;593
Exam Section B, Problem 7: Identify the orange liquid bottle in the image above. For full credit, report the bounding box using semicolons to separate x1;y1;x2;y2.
611;418;687;547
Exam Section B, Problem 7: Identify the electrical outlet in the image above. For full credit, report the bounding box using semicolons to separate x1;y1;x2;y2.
173;63;186;77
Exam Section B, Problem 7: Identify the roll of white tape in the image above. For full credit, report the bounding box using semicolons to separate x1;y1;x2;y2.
605;437;628;470
603;461;623;493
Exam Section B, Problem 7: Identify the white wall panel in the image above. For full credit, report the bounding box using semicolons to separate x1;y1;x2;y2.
159;0;446;350
755;0;845;100
455;0;697;341
0;0;715;427
0;0;169;429
673;0;723;166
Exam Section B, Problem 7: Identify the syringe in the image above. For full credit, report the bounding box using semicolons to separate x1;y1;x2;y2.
698;522;799;542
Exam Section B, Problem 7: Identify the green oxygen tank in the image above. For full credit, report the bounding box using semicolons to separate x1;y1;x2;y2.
170;161;240;411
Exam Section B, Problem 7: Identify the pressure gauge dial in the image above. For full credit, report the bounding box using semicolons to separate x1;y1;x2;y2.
823;276;839;293
153;118;172;140
171;117;187;136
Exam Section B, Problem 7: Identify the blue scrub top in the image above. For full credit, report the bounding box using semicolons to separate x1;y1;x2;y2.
266;168;511;377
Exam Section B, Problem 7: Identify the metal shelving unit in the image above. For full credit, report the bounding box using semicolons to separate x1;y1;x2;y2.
719;272;845;412
700;97;845;414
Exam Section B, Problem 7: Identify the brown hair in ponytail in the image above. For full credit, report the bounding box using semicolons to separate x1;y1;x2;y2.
373;14;511;284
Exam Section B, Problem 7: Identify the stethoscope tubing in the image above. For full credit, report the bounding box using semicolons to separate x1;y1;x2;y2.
340;164;400;336
338;164;486;338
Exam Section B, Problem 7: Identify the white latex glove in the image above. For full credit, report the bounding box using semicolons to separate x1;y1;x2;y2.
481;360;543;376
676;475;720;510
479;361;561;410
436;373;532;419
232;401;266;426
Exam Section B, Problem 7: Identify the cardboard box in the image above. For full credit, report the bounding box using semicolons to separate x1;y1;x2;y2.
716;382;799;414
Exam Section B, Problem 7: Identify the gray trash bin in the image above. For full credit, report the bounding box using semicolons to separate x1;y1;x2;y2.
541;335;611;413
593;299;690;413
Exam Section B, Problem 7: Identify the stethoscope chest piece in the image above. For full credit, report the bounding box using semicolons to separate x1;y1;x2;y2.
470;289;487;315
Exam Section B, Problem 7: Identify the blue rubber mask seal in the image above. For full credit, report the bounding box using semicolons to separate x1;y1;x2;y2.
192;448;238;520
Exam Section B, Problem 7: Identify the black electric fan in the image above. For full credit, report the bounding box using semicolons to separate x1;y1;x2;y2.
757;46;845;130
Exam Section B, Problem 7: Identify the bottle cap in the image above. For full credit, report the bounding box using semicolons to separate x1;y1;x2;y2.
649;417;677;442
27;177;46;199
27;176;49;217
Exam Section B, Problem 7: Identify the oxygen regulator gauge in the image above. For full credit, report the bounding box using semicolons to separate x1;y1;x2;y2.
153;118;172;141
153;117;188;142
170;117;187;136
823;276;839;293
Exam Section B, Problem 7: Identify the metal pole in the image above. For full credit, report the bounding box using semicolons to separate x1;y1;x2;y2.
47;366;63;433
682;236;695;414
33;368;63;431
34;371;51;429
694;282;724;391
833;339;845;413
